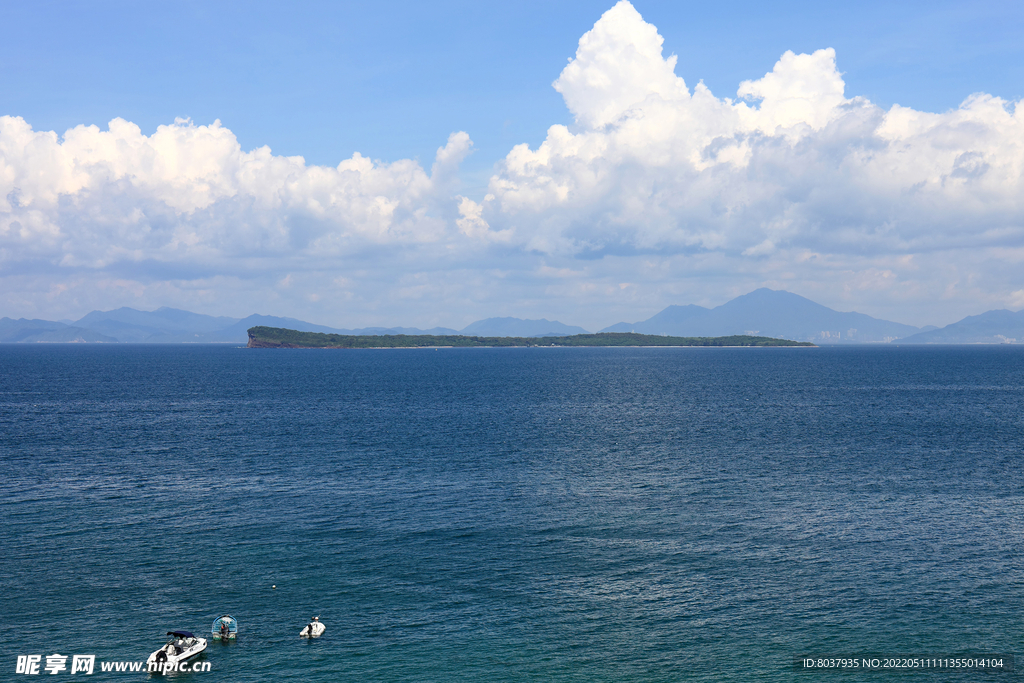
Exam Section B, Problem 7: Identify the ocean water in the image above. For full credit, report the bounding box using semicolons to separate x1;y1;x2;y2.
1;344;1023;681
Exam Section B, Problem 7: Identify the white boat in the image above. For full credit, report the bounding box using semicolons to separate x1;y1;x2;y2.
300;616;325;638
212;615;238;640
146;631;207;669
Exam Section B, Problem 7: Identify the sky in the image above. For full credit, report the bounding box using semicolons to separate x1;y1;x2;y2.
2;0;1023;330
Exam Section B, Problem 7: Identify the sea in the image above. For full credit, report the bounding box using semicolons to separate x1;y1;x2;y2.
1;344;1022;681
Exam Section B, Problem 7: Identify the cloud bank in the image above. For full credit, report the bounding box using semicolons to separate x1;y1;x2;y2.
480;1;1024;260
0;117;484;267
2;0;1023;327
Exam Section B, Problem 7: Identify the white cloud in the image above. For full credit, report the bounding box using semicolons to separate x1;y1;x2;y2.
482;0;1024;266
553;0;690;130
2;0;1024;328
0;117;489;272
736;49;847;134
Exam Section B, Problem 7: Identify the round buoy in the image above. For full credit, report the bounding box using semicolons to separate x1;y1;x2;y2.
272;585;277;589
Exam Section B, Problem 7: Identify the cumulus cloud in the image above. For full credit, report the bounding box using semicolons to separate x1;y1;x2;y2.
481;0;1024;263
0;117;497;273
2;0;1023;327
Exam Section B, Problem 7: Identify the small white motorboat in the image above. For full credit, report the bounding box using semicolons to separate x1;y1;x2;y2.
212;615;238;640
300;616;325;638
147;631;207;669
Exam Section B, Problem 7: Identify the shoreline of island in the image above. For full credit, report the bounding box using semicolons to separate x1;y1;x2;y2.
246;326;816;349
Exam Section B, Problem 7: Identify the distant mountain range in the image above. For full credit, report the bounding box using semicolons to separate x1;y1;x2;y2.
600;289;924;343
898;309;1024;344
0;317;118;343
0;308;581;343
1;288;1021;343
461;317;588;337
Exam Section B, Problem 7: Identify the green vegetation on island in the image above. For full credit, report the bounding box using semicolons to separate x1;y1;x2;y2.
247;326;815;348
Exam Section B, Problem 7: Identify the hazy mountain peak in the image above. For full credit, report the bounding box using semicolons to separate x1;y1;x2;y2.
899;308;1024;343
601;288;919;343
461;317;589;337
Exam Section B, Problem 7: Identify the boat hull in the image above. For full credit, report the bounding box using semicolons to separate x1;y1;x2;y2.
146;637;208;669
300;622;325;637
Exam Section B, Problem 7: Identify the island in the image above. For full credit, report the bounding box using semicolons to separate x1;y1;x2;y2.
247;326;815;348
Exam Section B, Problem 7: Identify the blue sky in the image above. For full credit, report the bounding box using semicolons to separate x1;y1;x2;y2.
2;0;1023;329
